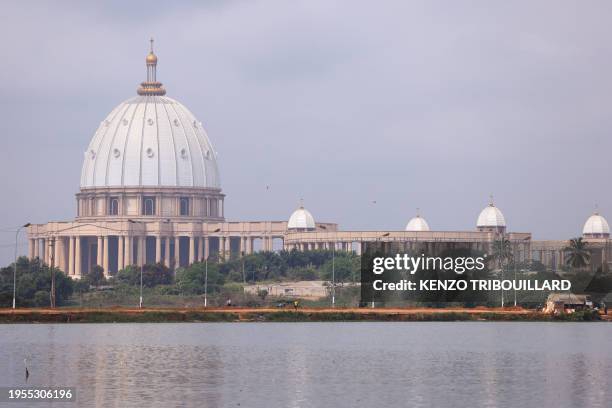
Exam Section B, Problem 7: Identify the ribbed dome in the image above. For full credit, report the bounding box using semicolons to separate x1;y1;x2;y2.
477;203;506;228
288;206;316;230
80;95;220;189
582;212;610;236
405;215;430;232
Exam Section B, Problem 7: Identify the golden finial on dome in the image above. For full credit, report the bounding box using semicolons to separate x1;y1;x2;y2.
138;37;166;96
146;37;158;65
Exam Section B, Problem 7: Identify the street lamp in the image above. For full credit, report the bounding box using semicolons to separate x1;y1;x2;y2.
332;238;336;307
13;223;31;309
128;219;145;309
318;225;336;307
373;232;390;308
205;228;221;308
204;255;209;308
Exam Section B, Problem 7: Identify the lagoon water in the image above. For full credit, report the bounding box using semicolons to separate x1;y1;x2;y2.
0;322;611;407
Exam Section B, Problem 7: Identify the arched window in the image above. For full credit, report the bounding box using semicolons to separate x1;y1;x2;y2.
179;197;190;216
109;197;119;215
142;196;156;215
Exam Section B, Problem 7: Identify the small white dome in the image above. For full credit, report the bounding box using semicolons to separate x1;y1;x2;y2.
405;215;430;232
288;205;315;230
477;202;506;228
582;212;610;236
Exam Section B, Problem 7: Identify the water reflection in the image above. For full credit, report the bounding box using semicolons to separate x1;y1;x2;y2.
0;323;610;407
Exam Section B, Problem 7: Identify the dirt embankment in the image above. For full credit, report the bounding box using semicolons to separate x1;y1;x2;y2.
0;306;604;323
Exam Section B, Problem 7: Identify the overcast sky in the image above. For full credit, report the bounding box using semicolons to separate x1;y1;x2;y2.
1;1;612;264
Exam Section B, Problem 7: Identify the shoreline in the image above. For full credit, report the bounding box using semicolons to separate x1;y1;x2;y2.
0;307;607;323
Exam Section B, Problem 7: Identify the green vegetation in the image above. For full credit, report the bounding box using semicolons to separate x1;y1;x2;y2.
1;249;610;315
0;257;73;307
564;237;591;269
0;251;360;308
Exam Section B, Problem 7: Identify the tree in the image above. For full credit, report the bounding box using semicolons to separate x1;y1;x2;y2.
491;238;514;270
175;262;223;294
321;255;359;283
85;265;105;287
116;263;173;287
564;237;591;269
0;257;74;307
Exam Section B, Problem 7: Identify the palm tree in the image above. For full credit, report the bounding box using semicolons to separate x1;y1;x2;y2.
491;237;514;307
564;237;590;269
491;238;513;269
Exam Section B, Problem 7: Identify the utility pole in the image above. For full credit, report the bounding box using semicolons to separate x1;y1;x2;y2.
500;234;504;308
13;222;31;309
332;240;336;307
204;256;208;308
49;237;56;308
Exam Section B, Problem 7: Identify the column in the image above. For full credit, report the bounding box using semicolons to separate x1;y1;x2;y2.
189;236;195;264
174;236;180;268
204;237;209;260
246;237;253;255
125;236;133;266
156;236;162;264
45;238;50;265
117;236;124;271
44;238;53;266
139;236;146;267
34;238;39;259
68;236;75;275
74;237;82;277
224;236;231;257
239;236;245;257
60;237;68;272
54;238;61;269
219;237;225;259
28;239;35;259
135;237;141;266
164;237;171;268
102;236;109;275
97;236;103;267
198;237;204;262
43;239;48;265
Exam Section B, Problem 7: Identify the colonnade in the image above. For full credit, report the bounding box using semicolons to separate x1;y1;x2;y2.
284;241;354;252
28;234;286;277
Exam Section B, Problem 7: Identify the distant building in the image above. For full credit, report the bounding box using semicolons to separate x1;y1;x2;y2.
544;293;592;314
244;281;345;299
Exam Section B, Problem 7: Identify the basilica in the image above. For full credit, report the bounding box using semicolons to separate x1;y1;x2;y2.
26;43;611;277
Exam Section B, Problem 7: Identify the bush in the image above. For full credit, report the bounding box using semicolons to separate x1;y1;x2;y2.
83;265;105;287
0;257;74;307
116;263;173;287
175;261;223;294
34;290;49;307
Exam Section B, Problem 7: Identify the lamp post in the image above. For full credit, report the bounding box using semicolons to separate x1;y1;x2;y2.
13;223;31;309
205;228;221;307
318;225;335;307
373;232;390;308
332;239;336;307
204;255;208;308
499;234;505;308
128;219;145;309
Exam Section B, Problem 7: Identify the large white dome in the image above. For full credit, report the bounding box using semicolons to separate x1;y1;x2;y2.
288;205;316;230
80;95;220;188
477;202;506;228
582;212;610;236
